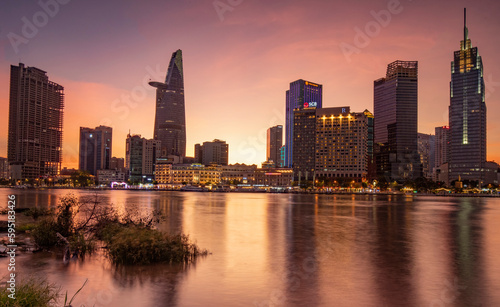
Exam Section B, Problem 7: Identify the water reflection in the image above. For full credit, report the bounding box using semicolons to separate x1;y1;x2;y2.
1;189;499;306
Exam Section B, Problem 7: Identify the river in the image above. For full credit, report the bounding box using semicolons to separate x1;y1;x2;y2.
1;188;499;306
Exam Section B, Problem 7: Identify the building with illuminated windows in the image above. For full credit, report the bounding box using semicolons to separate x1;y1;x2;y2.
170;164;221;185
374;60;422;181
8;63;64;180
285;79;322;168
449;9;487;185
315;107;373;182
150;49;186;157
79;126;112;176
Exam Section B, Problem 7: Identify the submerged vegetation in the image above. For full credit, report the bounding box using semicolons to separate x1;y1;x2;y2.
100;224;207;265
0;278;59;307
27;193;208;265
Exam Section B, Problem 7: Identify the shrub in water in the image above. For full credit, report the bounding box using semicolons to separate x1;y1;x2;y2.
101;224;207;265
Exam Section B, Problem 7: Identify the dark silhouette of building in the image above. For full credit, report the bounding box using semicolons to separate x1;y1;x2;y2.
0;157;9;179
293;106;317;181
109;157;125;172
150;49;186;157
449;9;487;185
417;133;435;179
374;60;422;182
7;63;64;180
267;125;283;167
79;126;112;176
194;139;229;166
285;79;322;167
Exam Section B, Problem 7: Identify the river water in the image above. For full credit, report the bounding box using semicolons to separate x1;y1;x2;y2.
1;188;499;307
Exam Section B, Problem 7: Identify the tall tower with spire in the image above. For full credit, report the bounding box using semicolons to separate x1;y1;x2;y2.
150;49;186;157
449;8;486;185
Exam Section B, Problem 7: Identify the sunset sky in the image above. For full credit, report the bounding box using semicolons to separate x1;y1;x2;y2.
1;0;500;169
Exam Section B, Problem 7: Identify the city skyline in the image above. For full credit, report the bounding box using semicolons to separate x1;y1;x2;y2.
1;2;500;168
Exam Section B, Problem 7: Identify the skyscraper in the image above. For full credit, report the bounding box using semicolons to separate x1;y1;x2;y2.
449;9;486;184
285;79;322;167
125;134;161;183
8;63;64;180
267;125;283;167
150;49;186;157
417;133;435;179
374;60;422;181
434;126;450;169
79;126;112;176
293;106;317;181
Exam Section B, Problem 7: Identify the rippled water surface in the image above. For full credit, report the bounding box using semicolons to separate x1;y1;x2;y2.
1;189;499;307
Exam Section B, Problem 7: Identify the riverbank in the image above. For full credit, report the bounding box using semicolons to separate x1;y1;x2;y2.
3;185;500;197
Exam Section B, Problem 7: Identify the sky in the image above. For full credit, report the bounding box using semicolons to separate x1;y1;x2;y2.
1;0;500;169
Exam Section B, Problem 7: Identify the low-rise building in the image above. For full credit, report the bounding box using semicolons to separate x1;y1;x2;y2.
170;164;221;185
254;168;293;187
221;164;257;184
97;169;127;185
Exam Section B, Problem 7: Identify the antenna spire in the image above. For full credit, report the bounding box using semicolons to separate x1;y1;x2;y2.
464;8;468;45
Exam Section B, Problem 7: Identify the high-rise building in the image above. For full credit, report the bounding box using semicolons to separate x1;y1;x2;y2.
195;139;229;166
449;9;486;184
125;134;161;183
150;49;186;157
7;63;64;180
285;79;322;167
279;146;285;168
292;106;317;181
79;126;112;176
374;60;422;181
418;133;435;179
435;126;450;169
267;125;283;167
315;107;373;182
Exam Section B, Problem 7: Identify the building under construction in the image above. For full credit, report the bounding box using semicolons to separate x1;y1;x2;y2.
8;63;64;180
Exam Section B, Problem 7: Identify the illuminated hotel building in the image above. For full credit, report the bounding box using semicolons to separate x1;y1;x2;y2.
315;107;373;182
285;79;322;168
8;63;64;180
150;49;186;157
374;60;422;181
449;9;487;184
